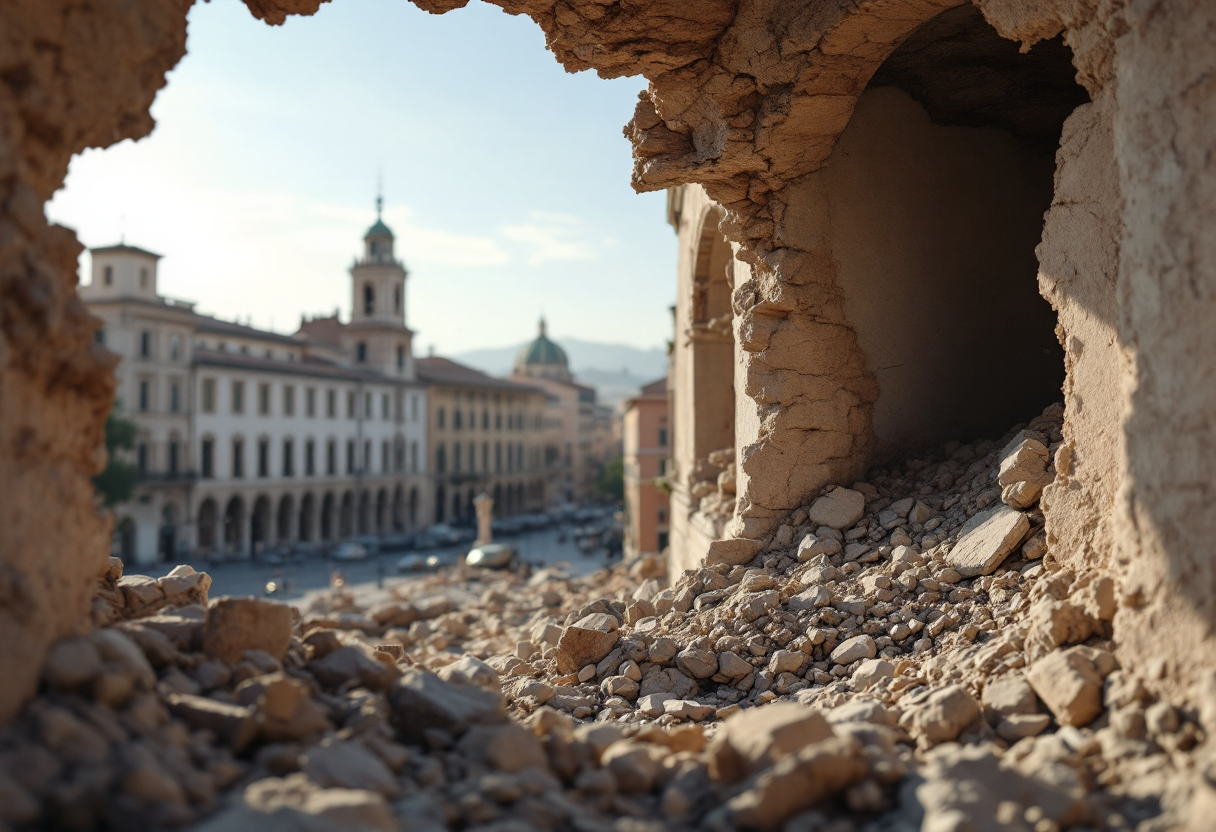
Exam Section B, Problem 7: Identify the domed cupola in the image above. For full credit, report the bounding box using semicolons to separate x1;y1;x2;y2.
514;318;572;382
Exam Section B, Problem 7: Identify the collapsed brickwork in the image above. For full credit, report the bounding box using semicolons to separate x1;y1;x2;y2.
1;0;1215;804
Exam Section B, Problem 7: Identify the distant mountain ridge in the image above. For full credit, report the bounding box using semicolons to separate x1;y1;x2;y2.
452;337;668;406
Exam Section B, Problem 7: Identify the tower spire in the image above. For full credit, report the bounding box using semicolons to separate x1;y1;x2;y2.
375;171;383;220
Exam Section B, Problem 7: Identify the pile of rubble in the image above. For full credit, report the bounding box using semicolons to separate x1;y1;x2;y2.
2;404;1213;831
690;446;737;529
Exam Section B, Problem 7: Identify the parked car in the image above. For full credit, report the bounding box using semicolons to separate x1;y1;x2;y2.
465;543;518;570
330;542;368;562
397;553;431;572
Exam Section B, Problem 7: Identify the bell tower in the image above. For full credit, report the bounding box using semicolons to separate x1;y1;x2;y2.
346;193;414;379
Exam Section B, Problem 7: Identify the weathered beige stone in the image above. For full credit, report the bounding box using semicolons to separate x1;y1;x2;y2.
708;702;834;782
807;487;866;530
1026;647;1104;727
906;684;982;745
943;505;1031;578
726;736;866;831
831;635;876;665
202;597;294;665
555;613;620;674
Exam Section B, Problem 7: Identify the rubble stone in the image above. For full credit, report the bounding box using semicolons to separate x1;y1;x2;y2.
808;487;866;530
202;597;294;664
1027;647;1105;727
831;635;876;665
555;613;620;674
943;505;1031;578
708;702;834;782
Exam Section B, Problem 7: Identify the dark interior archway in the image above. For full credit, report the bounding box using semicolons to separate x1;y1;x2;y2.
820;4;1085;460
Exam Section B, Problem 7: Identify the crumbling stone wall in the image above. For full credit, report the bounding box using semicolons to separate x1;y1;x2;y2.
2;0;1215;724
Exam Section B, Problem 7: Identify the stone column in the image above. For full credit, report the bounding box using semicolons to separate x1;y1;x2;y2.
473;492;494;545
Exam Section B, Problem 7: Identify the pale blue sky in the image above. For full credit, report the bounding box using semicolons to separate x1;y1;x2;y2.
48;0;676;353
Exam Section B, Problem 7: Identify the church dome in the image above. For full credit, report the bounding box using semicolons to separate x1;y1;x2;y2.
515;318;570;378
366;218;393;238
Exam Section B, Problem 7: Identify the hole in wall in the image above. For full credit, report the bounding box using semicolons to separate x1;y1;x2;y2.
821;3;1087;460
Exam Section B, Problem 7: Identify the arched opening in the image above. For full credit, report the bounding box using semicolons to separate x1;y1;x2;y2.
391;486;404;531
451;489;462;524
320;492;336;541
276;494;294;544
338;491;354;538
115;517;136;561
492;483;502;515
815;4;1083;460
375;488;388;533
363;282;375;315
250;495;271;554
159;503;179;561
408;487;418;529
299;493;315;542
223;496;244;554
197;498;218;552
435;484;446;524
358;490;371;535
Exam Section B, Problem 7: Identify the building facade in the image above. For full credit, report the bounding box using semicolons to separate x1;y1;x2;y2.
510;319;618;505
416;356;554;525
80;211;429;565
622;377;671;560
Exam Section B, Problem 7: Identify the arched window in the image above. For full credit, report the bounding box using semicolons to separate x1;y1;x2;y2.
394;286;401;313
364;283;375;315
356;342;367;363
103;265;113;286
169;334;181;362
396;345;404;370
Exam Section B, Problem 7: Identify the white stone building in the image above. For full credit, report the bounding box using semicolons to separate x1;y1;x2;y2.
80;209;429;565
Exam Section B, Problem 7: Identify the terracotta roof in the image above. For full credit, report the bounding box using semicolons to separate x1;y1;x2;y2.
417;356;546;395
640;377;668;396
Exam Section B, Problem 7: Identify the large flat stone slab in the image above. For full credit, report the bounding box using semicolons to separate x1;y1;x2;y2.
808;487;866;530
944;505;1030;578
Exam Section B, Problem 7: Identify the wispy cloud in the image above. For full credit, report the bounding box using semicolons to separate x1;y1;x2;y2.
500;211;599;265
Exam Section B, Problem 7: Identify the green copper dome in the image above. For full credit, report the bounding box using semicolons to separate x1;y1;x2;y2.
366;218;393;237
516;318;568;369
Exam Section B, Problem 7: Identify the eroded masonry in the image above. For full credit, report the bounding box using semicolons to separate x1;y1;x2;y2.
2;0;1216;828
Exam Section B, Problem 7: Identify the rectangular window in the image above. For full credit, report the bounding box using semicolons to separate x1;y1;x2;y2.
454;443;462;473
382;393;390;421
436;444;446;474
201;439;214;478
138;380;150;412
232;439;244;478
382;441;390;474
658;427;669;447
201;378;216;413
411;395;418;422
305;440;316;476
346;440;355;474
168;442;179;475
140;331;151;358
496;442;502;473
258;439;269;477
232;381;245;414
137;443;148;473
258;383;271;416
363;440;371;472
410;441;418;473
347;391;356;419
169;381;181;413
282;439;294;477
96;329;105;345
365;393;372;420
283;386;295;417
327;389;336;418
306;387;316;417
327;440;336;476
659;458;669;477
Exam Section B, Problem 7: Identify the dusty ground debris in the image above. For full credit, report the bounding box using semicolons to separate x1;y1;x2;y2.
1;409;1210;830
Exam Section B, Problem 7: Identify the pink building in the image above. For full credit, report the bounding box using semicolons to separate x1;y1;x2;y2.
622;378;671;560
